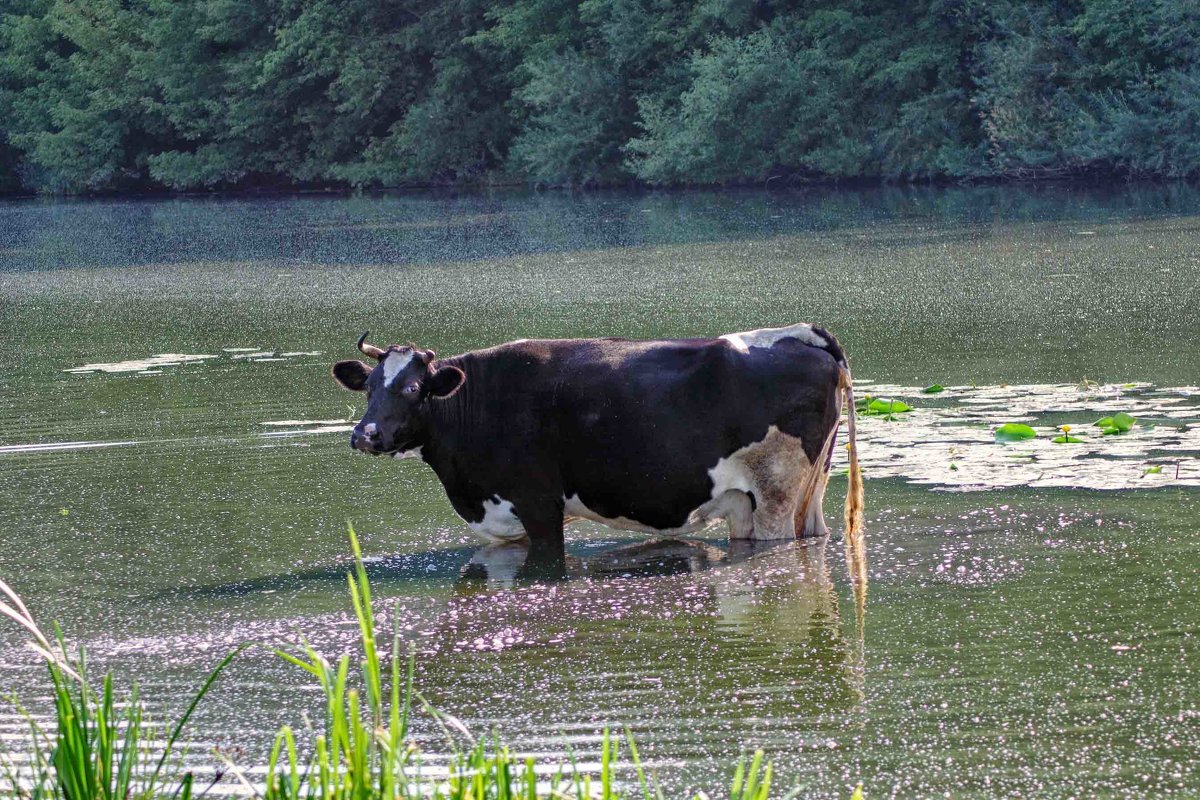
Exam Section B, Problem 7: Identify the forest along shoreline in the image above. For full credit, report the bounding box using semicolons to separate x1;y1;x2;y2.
2;2;1198;195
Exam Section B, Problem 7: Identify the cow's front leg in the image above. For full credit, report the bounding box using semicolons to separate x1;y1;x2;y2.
519;537;569;581
514;498;565;550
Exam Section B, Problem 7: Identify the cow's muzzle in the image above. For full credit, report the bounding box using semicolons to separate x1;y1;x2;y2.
350;422;384;454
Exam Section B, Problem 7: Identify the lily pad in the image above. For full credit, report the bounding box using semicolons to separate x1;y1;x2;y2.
1143;465;1163;475
922;384;945;394
995;423;1037;443
1052;435;1086;444
858;397;913;417
1094;412;1135;434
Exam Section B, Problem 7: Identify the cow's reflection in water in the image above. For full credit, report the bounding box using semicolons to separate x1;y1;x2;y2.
448;535;866;708
459;537;732;587
174;534;868;734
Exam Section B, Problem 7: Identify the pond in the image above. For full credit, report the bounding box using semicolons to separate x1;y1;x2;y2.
0;186;1198;797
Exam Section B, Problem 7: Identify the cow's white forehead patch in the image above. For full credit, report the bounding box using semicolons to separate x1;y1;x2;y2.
721;323;828;354
382;348;414;387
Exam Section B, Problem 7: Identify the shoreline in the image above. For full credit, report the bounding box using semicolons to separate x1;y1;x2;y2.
2;172;1197;203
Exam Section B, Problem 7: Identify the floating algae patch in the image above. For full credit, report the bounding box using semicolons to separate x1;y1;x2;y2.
260;419;348;427
64;353;219;373
259;424;354;438
64;349;324;375
839;382;1200;491
259;418;354;438
0;440;142;456
232;350;322;361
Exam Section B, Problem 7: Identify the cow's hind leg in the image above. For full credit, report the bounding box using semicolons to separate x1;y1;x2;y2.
723;490;755;539
794;423;839;538
751;502;797;540
737;427;809;540
795;468;830;538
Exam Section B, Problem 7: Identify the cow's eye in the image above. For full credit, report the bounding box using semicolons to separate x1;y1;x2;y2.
402;383;420;396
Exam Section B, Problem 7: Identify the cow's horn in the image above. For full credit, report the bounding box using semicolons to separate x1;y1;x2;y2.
357;331;386;360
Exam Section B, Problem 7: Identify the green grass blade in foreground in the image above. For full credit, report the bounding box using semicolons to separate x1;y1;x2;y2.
149;646;247;795
623;728;664;800
729;750;771;800
0;582;241;800
348;524;383;719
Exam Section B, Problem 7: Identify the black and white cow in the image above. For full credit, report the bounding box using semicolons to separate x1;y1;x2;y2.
332;325;864;550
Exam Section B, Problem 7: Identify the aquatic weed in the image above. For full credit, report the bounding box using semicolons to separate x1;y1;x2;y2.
0;578;240;800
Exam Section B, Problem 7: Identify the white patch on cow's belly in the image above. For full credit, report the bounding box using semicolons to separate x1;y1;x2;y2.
721;323;829;354
468;497;527;543
563;491;747;536
382;349;413;387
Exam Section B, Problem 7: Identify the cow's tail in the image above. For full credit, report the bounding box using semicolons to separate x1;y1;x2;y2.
839;365;865;545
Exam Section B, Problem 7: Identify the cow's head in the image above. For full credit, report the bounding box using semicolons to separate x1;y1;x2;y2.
332;332;465;455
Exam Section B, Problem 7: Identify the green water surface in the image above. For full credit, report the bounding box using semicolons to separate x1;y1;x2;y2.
0;186;1197;797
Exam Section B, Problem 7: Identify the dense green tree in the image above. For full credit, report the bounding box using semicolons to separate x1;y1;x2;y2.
972;3;1086;175
1070;1;1200;177
1;0;1198;193
493;0;753;185
141;0;278;188
627;1;992;184
0;0;167;192
0;88;20;191
345;0;517;185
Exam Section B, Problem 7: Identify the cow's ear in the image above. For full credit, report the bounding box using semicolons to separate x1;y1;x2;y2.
426;365;465;399
332;360;371;391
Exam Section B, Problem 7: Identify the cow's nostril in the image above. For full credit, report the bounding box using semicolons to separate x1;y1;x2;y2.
351;429;382;453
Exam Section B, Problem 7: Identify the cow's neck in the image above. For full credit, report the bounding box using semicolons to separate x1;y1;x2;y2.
417;357;474;492
415;418;458;484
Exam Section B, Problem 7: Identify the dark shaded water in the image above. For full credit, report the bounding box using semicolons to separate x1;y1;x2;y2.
0;186;1197;797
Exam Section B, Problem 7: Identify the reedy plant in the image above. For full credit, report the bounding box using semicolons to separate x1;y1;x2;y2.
0;577;239;800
